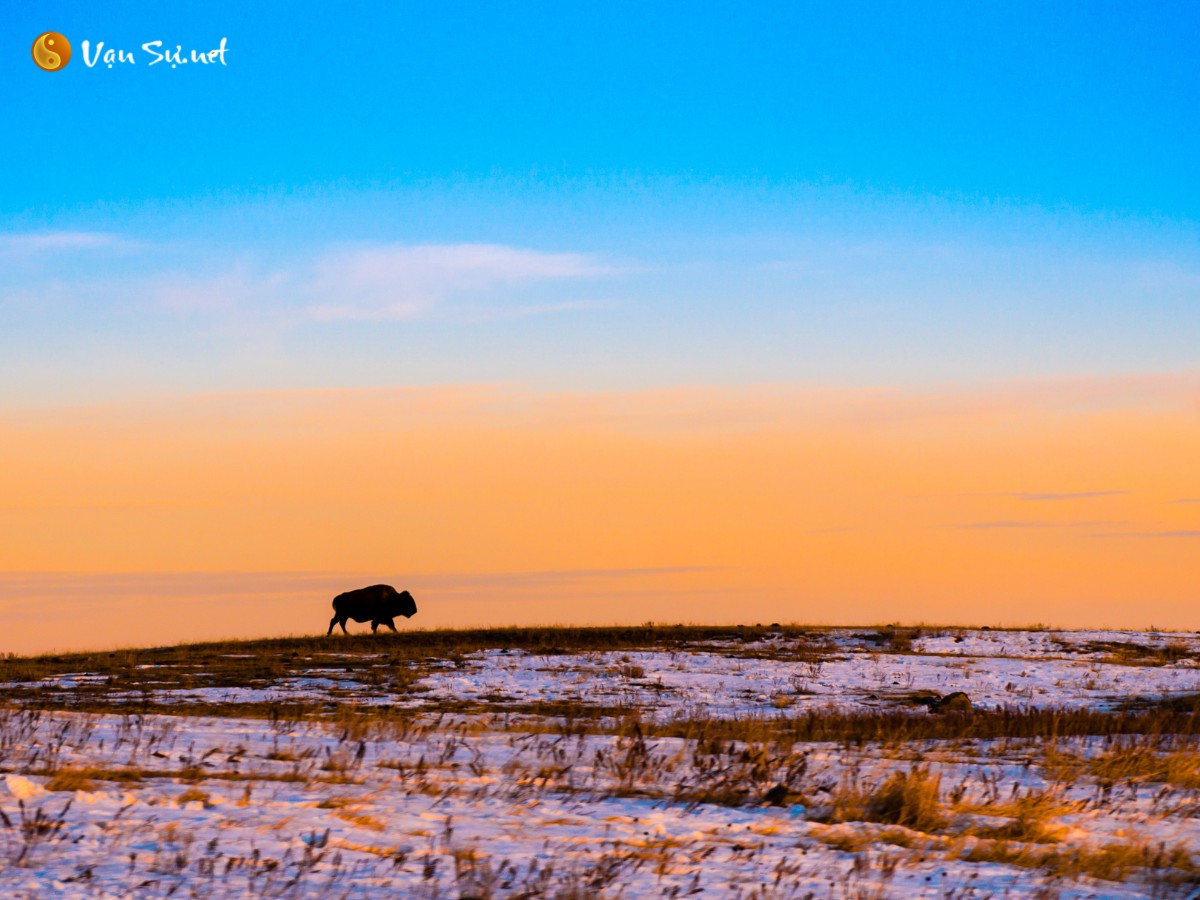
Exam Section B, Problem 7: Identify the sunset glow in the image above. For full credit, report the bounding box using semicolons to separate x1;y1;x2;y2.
0;374;1195;653
3;4;1199;652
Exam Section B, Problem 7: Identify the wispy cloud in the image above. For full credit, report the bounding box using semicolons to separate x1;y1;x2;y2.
449;298;615;323
0;236;613;330
413;565;723;593
150;265;290;314
1172;498;1200;504
0;231;138;254
1091;530;1200;538
0;566;717;613
1003;491;1128;501
307;243;610;320
135;242;615;324
954;520;1128;530
0;570;355;603
17;374;1194;435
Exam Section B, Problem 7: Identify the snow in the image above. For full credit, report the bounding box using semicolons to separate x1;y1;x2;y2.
1;628;1199;897
414;640;1200;717
14;628;1198;718
0;712;1191;898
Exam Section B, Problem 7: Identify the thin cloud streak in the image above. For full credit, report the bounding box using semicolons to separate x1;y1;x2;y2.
307;243;611;321
0;239;615;328
0;566;716;605
1005;491;1128;501
1091;530;1200;539
139;243;615;324
451;298;617;323
0;231;137;254
4;372;1198;432
954;520;1129;530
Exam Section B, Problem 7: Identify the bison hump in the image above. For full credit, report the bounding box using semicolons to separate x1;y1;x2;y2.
333;585;397;608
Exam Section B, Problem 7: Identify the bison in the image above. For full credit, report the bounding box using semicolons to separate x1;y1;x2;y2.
327;585;417;635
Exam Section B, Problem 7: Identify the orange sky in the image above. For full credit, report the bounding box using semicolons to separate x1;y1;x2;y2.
1;373;1197;653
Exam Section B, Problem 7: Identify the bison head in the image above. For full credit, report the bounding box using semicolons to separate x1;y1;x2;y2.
391;589;417;619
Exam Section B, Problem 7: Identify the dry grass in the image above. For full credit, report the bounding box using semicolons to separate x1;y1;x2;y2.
176;788;212;807
1083;639;1194;667
824;766;946;833
641;705;1200;746
865;767;945;831
810;826;871;853
334;811;385;831
852;627;923;654
6;624;1200;899
5;626;1200;747
38;765;144;785
42;768;97;792
1040;735;1200;791
875;827;945;854
4;652;1200;895
315;796;361;809
0;625;788;681
0;622;948;712
960;789;1071;843
0;625;808;716
1038;743;1083;782
961;836;1198;886
1089;744;1200;789
41;699;1185;748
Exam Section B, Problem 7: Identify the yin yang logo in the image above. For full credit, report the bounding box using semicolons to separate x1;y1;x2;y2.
32;32;72;72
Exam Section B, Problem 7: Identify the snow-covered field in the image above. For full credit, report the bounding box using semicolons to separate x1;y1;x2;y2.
10;628;1200;717
2;627;1200;898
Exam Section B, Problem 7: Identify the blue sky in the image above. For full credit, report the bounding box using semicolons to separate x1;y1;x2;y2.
2;1;1199;403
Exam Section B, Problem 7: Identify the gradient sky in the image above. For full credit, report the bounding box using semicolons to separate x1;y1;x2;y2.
2;2;1198;652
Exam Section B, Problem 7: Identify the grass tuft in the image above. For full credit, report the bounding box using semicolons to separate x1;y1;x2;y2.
825;766;946;833
43;769;97;792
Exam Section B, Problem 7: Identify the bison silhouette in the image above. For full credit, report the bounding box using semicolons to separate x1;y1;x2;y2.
327;585;417;635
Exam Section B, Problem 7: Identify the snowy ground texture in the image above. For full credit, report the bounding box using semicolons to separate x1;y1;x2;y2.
10;627;1200;718
2;626;1200;898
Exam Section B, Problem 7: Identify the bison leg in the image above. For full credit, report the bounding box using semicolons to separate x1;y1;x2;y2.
371;620;380;634
327;615;339;636
384;618;398;633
